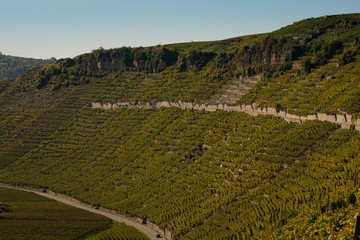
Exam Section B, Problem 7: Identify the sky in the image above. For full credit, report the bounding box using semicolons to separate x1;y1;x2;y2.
1;0;359;59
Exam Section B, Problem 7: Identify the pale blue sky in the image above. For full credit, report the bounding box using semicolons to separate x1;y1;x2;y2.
1;0;359;59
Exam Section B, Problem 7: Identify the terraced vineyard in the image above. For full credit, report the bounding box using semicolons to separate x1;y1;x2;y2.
0;187;111;240
239;54;360;117
86;223;150;240
1;105;360;239
1;13;360;239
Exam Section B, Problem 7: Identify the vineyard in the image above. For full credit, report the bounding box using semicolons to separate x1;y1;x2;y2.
0;13;360;239
1;105;360;239
239;54;360;117
85;223;150;240
0;187;111;240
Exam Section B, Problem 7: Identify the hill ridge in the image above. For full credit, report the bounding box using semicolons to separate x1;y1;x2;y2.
0;53;56;80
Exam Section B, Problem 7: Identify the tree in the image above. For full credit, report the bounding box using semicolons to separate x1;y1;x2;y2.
275;103;282;113
302;57;312;73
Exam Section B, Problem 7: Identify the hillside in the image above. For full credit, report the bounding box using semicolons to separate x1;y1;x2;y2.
0;53;56;80
0;13;360;239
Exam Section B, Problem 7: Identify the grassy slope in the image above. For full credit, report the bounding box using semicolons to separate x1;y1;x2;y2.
0;13;360;239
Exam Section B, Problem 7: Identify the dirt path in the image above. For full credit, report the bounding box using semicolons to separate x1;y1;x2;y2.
0;184;162;240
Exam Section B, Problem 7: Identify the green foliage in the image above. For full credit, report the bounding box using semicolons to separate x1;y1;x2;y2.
178;50;216;72
340;49;357;66
34;64;62;89
302;57;312;73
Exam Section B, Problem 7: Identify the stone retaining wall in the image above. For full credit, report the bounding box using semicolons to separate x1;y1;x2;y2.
90;101;358;131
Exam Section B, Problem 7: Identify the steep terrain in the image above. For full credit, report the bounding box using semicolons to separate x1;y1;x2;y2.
0;13;360;239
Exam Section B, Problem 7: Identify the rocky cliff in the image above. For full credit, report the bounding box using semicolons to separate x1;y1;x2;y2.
55;35;295;78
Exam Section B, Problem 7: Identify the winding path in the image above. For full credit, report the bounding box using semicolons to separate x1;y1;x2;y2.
0;183;164;240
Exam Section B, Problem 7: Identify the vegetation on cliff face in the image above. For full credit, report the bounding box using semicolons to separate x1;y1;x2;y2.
0;13;360;239
0;52;56;80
